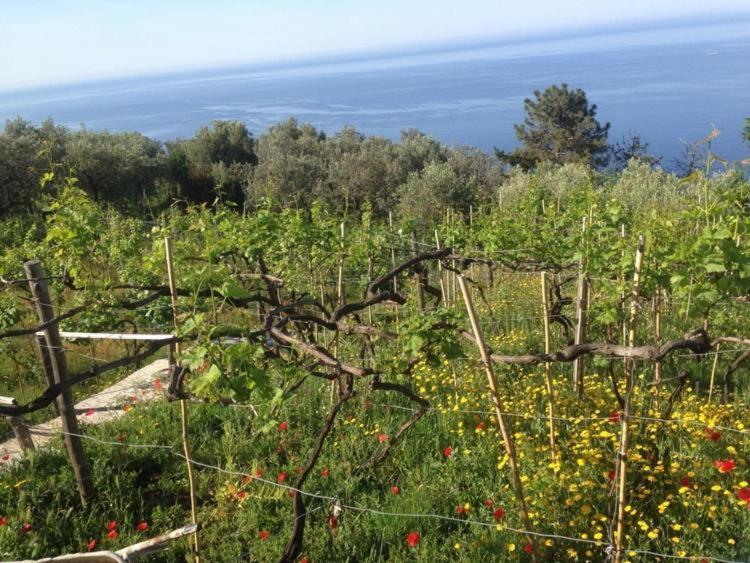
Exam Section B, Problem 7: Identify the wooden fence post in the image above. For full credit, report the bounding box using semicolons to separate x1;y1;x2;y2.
7;415;35;451
24;260;94;506
540;272;557;460
458;275;537;560
613;235;645;563
164;237;201;563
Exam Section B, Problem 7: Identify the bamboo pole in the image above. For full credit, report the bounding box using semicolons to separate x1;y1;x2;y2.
164;237;201;563
25;260;93;505
410;230;425;311
708;342;721;404
573;217;588;397
389;212;398;294
434;230;447;305
458;275;537;560
540;272;557;460
613;235;645;563
337;222;345;308
653;289;662;405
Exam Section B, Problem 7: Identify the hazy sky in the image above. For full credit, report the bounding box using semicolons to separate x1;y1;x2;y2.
2;0;749;89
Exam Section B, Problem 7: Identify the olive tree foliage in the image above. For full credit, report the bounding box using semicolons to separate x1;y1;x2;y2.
167;120;256;205
397;162;473;231
0;118;67;215
743;117;750;146
323;127;404;215
65;129;164;208
246;118;327;210
495;83;610;170
446;145;504;204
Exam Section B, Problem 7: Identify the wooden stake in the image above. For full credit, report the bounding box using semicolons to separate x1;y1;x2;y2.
540;272;558;460
164;237;201;563
25;260;93;505
613;235;645;563
458;275;537;560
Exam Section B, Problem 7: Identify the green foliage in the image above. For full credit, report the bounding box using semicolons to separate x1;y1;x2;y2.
495;83;610;170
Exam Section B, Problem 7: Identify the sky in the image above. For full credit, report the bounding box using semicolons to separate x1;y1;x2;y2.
2;0;750;90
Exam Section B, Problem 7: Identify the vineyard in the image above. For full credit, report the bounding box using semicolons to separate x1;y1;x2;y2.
1;163;750;562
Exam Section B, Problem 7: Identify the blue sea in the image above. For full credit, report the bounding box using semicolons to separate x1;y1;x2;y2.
1;19;749;167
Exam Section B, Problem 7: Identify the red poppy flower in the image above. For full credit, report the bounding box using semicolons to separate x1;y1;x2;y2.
680;476;694;489
277;471;288;483
20;523;32;533
493;507;506;521
136;521;148;532
378;433;388;443
327;515;339;530
0;516;7;526
279;421;288;431
476;421;486;430
237;491;247;500
85;408;95;417
455;505;469;515
87;539;97;551
713;459;736;473
406;531;421;548
107;530;118;540
705;428;722;442
609;411;621;423
523;542;534;554
608;470;616;482
300;558;309;563
107;521;117;531
484;498;494;508
321;468;329;478
737;487;750;502
391;485;400;495
259;529;269;541
443;446;453;458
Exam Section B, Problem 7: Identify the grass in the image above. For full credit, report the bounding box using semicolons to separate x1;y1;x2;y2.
1;277;749;561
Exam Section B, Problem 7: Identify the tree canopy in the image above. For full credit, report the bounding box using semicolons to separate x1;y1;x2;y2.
495;83;610;170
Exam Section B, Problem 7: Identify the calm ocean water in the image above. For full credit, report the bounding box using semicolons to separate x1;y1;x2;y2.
1;20;749;166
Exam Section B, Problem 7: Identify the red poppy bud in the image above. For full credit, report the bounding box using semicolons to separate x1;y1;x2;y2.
20;523;32;533
87;539;97;551
443;446;453;458
107;530;118;540
136;521;149;532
